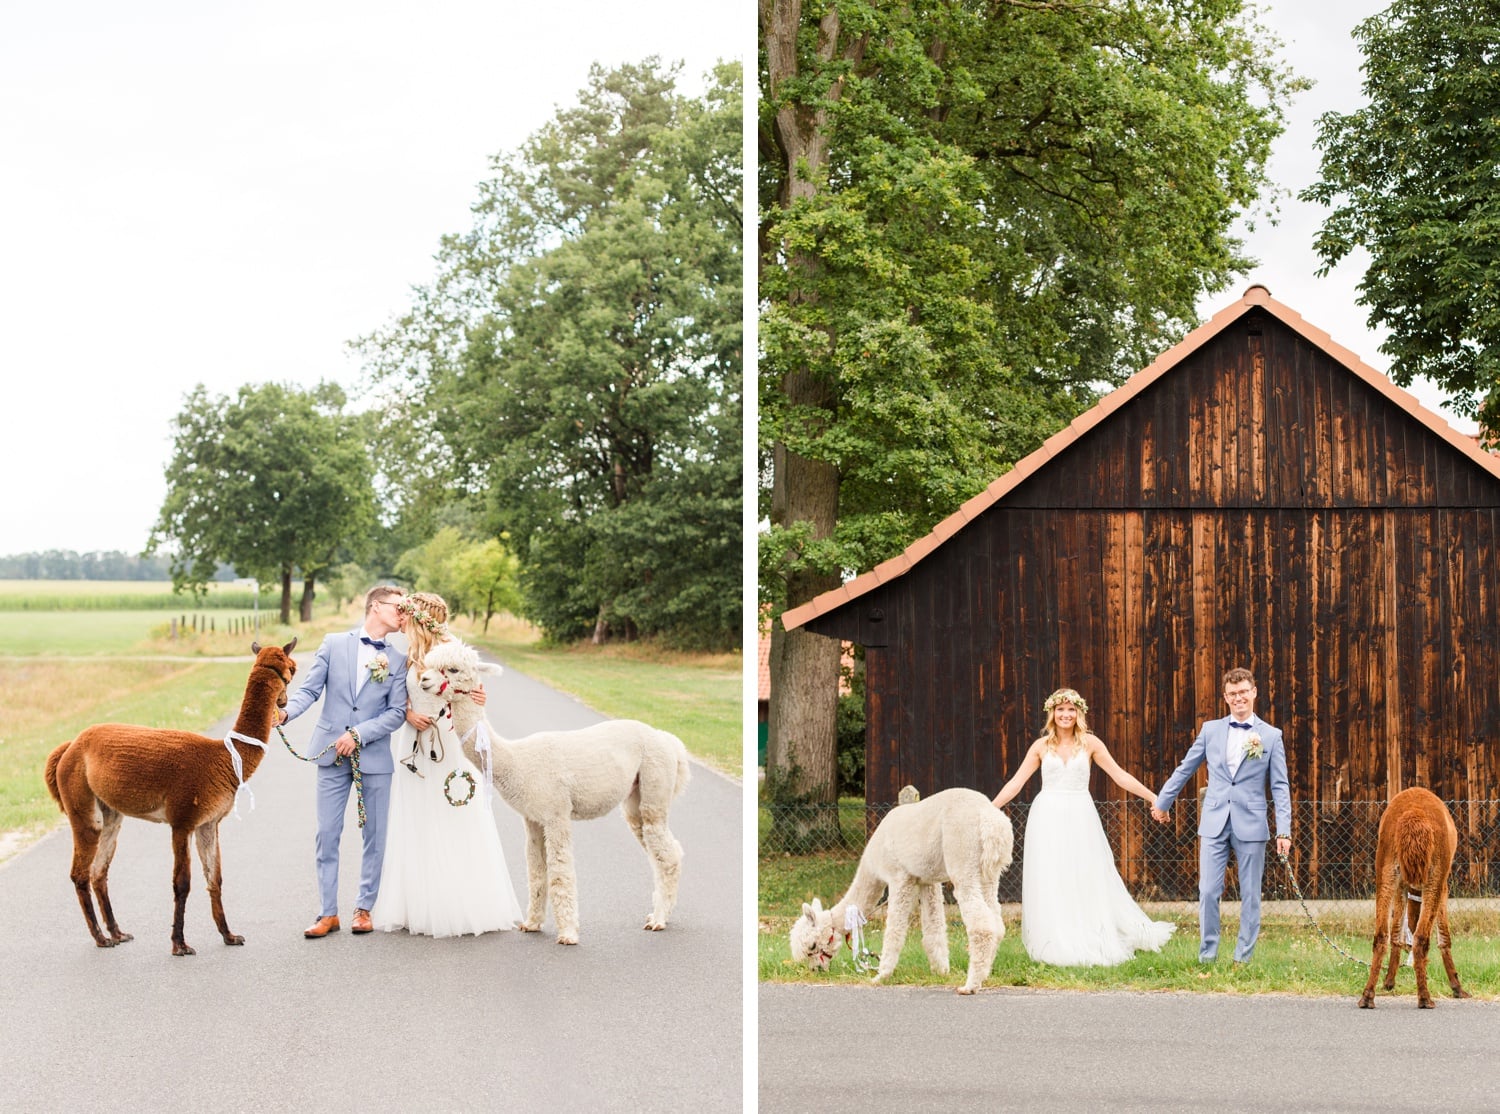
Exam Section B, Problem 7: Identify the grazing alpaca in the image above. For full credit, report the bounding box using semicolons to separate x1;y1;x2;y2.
43;640;297;956
417;640;690;945
1358;787;1470;1009
789;788;1013;994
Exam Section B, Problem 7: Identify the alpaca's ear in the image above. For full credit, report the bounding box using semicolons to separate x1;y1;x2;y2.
251;641;261;654
477;662;504;678
283;637;298;654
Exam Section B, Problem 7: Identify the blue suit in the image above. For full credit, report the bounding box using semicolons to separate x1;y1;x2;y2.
1156;715;1291;962
282;629;408;916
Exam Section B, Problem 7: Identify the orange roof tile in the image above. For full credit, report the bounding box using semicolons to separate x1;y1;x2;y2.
783;284;1500;632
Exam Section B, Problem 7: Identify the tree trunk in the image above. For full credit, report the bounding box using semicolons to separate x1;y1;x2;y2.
762;0;861;849
299;575;316;622
278;566;293;625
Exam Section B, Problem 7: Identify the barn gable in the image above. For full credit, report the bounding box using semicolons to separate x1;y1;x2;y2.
783;287;1500;836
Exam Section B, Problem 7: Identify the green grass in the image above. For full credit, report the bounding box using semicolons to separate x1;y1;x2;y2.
455;616;741;777
0;579;266;610
4;610;273;656
759;846;1500;999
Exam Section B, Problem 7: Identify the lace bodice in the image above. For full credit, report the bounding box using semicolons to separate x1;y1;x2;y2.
1039;748;1092;794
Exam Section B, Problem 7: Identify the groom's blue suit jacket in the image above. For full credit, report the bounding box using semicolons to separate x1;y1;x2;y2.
1156;715;1292;841
282;628;408;774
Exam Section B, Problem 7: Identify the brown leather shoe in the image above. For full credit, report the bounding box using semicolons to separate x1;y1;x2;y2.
303;915;340;938
351;908;373;934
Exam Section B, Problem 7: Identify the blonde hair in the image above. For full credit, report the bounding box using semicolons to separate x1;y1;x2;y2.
400;591;450;668
1040;688;1091;755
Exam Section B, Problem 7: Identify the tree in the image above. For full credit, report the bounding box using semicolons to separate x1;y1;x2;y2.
361;59;742;649
148;382;377;622
760;0;1301;828
1303;0;1500;432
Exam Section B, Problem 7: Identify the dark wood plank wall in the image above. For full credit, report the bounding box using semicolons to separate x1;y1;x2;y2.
807;311;1500;887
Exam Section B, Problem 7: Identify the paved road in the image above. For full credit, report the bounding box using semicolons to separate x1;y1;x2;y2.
760;983;1500;1112
1;653;741;1112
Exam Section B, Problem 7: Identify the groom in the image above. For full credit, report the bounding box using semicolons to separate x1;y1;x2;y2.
1152;667;1291;963
280;584;409;938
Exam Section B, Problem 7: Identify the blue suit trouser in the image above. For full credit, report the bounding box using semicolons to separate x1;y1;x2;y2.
314;763;391;916
1199;825;1267;962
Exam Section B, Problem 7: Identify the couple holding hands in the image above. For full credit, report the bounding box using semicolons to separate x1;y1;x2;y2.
279;585;521;940
992;668;1292;967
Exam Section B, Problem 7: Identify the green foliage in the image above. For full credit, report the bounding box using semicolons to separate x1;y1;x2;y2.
396;527;521;628
361;60;742;648
760;0;1304;596
147;382;377;619
1303;0;1500;431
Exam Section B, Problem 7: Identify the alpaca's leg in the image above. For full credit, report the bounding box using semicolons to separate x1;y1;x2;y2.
1410;877;1443;1008
622;786;644;846
1359;870;1395;1008
517;819;547;932
65;807;111;948
983;866;1005;943
91;804;132;944
543;820;580;944
1434;884;1469;999
195;823;242;946
169;826;195;956
917;883;950;975
637;802;684;931
1385;896;1412;989
952;880;999;995
874;878;918;985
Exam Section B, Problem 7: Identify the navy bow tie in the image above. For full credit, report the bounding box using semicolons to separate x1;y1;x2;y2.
361;637;387;651
1228;720;1253;729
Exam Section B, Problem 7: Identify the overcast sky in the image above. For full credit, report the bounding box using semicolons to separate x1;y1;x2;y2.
0;1;1467;556
0;0;741;555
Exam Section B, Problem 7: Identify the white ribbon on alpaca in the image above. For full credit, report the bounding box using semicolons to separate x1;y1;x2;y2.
223;731;267;819
460;719;495;808
844;905;876;972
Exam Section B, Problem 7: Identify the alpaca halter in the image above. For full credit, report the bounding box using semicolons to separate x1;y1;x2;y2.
223;731;267;819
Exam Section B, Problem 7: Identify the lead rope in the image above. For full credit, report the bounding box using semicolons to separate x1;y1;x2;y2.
843;905;879;973
276;723;366;828
1277;850;1369;967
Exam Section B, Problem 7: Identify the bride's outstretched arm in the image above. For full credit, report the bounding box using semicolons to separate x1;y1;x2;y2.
1087;736;1157;804
992;741;1042;809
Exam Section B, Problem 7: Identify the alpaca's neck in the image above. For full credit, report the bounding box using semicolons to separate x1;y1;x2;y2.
831;857;888;924
229;673;280;777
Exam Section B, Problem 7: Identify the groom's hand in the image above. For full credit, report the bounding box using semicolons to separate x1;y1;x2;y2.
1150;807;1169;824
335;731;357;758
1276;836;1291;856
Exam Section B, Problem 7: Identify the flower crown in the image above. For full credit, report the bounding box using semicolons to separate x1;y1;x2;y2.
397;597;446;634
1044;688;1088;715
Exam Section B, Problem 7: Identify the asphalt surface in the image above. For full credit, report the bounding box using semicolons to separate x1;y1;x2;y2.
759;983;1500;1112
1;653;742;1112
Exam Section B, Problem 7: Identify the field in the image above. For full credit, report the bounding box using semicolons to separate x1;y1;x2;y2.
0;583;742;857
0;579;266;610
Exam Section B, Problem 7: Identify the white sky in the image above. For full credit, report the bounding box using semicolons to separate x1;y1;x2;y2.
0;0;743;554
0;1;1472;556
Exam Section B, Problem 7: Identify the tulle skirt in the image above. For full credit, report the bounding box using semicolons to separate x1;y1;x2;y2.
372;722;522;937
1020;788;1175;966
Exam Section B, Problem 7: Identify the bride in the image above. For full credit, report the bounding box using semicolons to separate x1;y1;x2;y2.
371;591;522;936
991;687;1174;966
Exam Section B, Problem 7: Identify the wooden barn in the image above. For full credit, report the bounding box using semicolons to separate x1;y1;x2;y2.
782;285;1500;896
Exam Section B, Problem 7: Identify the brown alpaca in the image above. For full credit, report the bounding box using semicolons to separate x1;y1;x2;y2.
43;640;297;956
1358;787;1470;1009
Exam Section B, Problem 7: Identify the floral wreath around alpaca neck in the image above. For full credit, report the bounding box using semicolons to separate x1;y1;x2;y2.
397;597;447;636
1042;688;1089;755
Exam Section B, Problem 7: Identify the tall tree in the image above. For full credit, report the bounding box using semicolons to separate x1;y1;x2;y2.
148;382;377;622
362;59;741;649
760;0;1300;824
1303;0;1500;432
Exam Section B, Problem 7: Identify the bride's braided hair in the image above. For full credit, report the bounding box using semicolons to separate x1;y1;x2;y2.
400;592;450;669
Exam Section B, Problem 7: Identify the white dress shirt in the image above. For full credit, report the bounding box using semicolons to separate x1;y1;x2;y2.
1226;718;1254;777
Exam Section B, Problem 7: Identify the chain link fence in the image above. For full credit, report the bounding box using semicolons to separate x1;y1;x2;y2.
759;798;1500;906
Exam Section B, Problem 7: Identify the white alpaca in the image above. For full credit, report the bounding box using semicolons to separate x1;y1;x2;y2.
788;788;1012;994
417;640;691;945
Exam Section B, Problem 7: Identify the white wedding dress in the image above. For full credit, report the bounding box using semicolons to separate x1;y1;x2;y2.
372;667;522;936
1020;748;1175;966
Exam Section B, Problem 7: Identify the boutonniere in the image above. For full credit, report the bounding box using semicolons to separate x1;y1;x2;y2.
368;653;390;684
1243;733;1264;760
